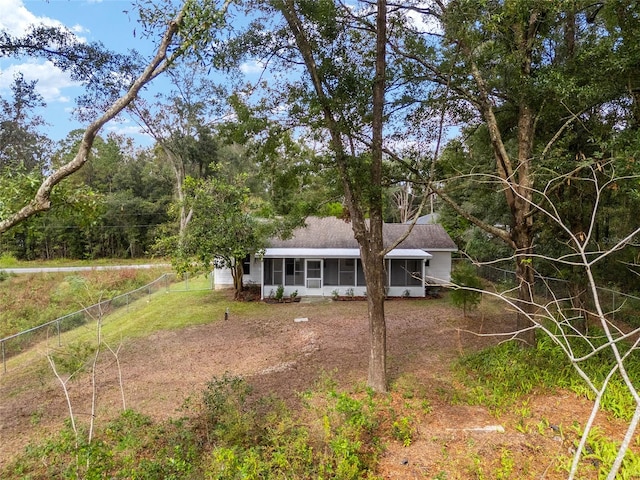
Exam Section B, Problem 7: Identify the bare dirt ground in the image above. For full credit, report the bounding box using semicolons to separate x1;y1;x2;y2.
0;292;628;478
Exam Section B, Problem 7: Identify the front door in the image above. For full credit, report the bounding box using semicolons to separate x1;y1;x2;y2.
305;259;323;296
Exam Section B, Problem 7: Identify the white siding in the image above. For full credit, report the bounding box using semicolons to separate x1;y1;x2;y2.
425;251;452;284
213;255;263;290
213;266;234;290
245;256;263;285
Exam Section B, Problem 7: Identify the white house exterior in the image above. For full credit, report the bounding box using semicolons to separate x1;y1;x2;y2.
213;216;457;298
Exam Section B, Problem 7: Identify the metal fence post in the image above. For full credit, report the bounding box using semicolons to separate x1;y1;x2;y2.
612;291;616;321
2;341;5;374
57;319;61;347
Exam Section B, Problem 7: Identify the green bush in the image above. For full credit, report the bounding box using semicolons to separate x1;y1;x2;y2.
449;262;483;316
200;373;256;446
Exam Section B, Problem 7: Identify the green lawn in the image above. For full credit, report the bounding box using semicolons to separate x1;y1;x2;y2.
2;275;262;373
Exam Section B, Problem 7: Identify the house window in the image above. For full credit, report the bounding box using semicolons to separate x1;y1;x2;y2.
390;259;422;286
339;259;355;285
285;258;304;286
324;259;338;285
324;258;356;286
243;254;251;275
264;258;283;285
356;259;366;286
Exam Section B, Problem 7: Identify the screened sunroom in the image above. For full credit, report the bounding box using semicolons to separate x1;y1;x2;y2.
260;248;431;299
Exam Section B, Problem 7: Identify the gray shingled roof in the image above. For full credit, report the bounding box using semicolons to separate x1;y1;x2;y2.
269;217;457;251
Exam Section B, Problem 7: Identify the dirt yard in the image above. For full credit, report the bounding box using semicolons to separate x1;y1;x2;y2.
0;292;626;478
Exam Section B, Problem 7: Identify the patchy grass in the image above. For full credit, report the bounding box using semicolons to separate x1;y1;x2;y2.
2;276;639;479
99;288;266;341
1;277;261;378
0;268;169;338
455;331;640;421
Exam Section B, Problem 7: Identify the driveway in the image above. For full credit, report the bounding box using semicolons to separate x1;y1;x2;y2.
1;264;170;274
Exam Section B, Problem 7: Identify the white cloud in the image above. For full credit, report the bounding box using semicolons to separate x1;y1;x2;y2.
70;24;90;35
405;3;443;35
0;61;81;102
240;60;266;75
0;0;89;40
0;0;66;36
0;0;90;103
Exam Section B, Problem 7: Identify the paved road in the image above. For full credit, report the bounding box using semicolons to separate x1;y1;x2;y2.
1;264;170;274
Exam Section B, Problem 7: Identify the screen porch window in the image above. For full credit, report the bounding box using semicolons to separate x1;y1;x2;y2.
285;258;304;286
324;258;356;286
264;258;283;285
242;254;251;275
390;259;422;286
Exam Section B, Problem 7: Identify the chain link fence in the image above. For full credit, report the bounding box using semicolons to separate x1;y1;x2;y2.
475;263;640;326
1;271;213;373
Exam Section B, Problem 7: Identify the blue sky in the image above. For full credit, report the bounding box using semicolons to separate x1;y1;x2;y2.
0;0;180;146
1;0;436;149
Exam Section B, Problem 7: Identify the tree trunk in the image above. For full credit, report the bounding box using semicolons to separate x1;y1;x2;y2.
514;247;536;345
363;249;387;391
232;260;244;300
512;96;537;346
364;0;388;392
569;278;589;335
278;0;389;392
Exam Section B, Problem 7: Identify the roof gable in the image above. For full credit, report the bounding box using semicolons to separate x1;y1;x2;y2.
269;217;457;251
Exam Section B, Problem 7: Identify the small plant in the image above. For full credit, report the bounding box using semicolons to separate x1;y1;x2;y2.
345;288;354;298
495;448;514;479
391;415;416;447
275;285;285;301
290;290;298;299
268;289;275;299
402;289;410;298
201;373;255;445
331;289;340;300
49;341;94;376
536;417;550;436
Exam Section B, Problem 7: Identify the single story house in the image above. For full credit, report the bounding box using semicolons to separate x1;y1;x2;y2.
214;216;457;299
